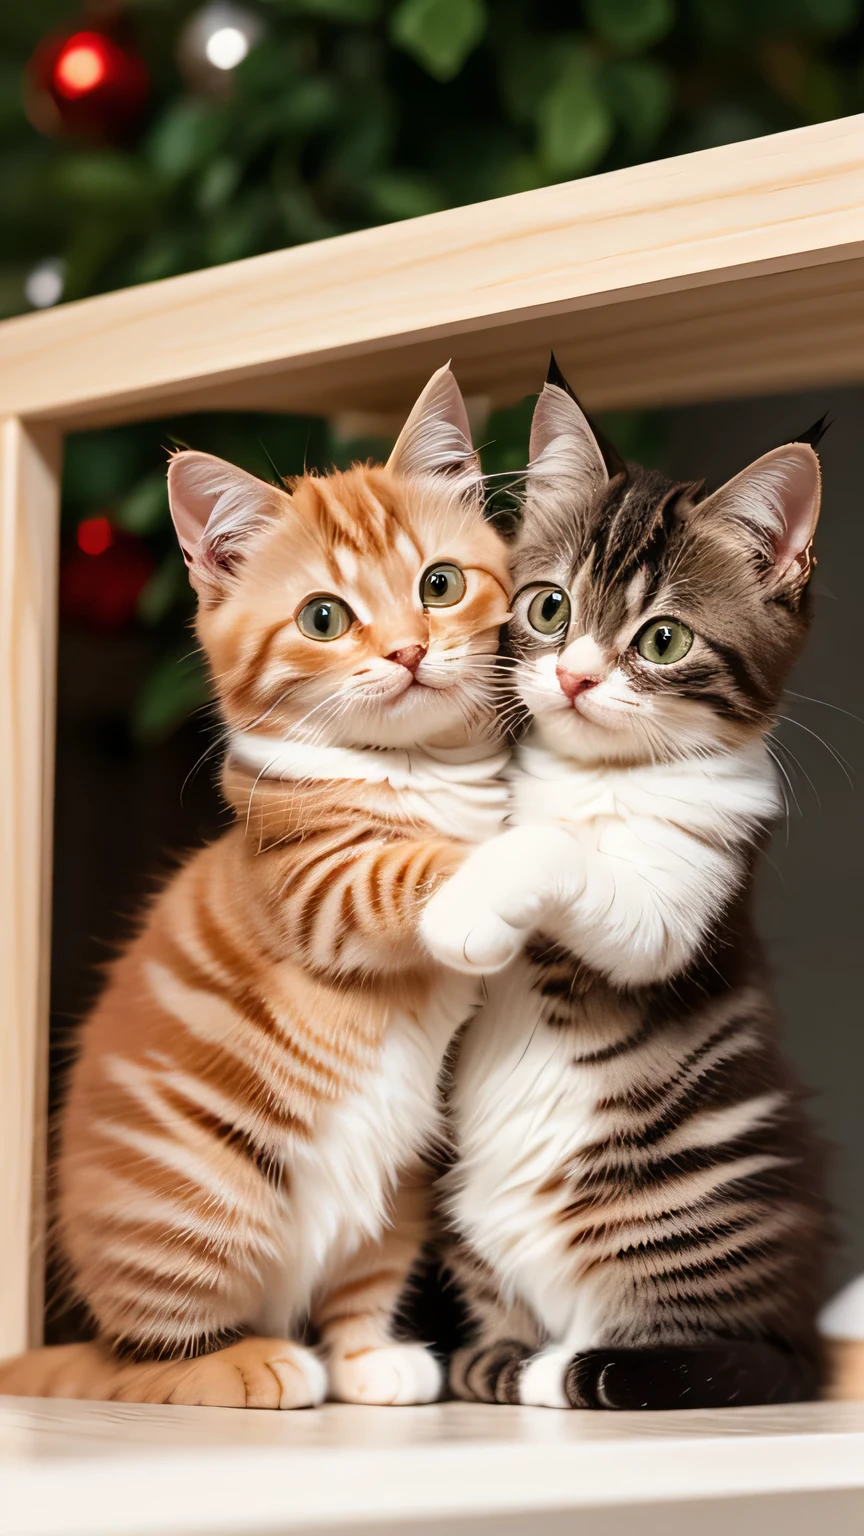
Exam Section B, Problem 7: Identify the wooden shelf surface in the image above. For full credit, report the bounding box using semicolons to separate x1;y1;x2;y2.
2;116;864;428
1;1397;863;1536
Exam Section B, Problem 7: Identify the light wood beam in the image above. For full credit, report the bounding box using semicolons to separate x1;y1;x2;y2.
1;116;864;427
0;419;61;1356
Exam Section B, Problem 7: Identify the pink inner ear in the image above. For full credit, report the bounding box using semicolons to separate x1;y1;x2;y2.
704;443;822;579
166;451;282;592
771;448;821;573
167;453;220;561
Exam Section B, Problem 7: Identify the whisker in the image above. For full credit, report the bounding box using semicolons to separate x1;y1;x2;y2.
769;733;821;813
775;714;854;788
784;689;863;726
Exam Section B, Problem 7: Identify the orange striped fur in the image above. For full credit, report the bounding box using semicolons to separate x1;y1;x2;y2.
0;366;511;1408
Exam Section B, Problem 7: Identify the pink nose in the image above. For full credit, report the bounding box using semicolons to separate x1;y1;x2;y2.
557;666;598;702
387;644;427;675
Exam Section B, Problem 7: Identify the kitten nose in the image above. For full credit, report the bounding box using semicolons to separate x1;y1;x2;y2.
556;666;599;701
387;644;427;675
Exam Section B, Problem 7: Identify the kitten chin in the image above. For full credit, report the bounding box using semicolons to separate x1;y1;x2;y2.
526;695;757;768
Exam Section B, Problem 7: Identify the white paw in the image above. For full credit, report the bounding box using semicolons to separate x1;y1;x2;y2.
421;887;524;974
276;1344;329;1409
519;1348;571;1409
421;827;580;975
329;1344;443;1406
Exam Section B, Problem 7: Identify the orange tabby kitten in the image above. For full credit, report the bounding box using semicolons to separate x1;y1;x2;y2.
0;365;510;1408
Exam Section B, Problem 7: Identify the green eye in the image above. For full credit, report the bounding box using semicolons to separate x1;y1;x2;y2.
421;563;466;607
526;587;571;637
635;617;694;665
297;596;353;641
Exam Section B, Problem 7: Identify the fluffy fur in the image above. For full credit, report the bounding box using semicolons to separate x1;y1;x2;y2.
0;365;511;1408
422;373;830;1410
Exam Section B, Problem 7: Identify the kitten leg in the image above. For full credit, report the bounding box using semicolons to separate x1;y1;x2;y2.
0;1337;327;1408
446;1242;543;1404
518;1290;607;1408
315;1169;443;1406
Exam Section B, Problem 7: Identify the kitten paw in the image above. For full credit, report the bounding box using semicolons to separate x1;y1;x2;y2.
421;890;524;974
329;1344;442;1405
0;1337;328;1409
157;1338;328;1409
519;1348;572;1408
421;826;579;974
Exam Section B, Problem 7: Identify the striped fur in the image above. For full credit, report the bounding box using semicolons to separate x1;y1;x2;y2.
424;377;830;1410
0;365;512;1408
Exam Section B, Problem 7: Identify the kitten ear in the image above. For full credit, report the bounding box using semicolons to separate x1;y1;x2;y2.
167;450;283;602
527;375;609;508
693;443;821;586
387;362;482;497
544;352;627;479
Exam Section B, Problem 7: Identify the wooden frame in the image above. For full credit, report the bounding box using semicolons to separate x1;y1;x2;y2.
2;112;864;1366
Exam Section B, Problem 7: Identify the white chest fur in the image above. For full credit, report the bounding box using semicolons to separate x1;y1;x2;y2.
449;963;602;1338
230;732;510;845
510;735;781;841
510;734;780;988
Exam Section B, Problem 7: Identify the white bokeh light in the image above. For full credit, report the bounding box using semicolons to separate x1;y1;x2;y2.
205;25;250;70
25;258;65;310
178;4;264;93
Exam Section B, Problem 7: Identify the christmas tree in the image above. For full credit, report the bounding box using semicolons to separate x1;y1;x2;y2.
3;0;863;735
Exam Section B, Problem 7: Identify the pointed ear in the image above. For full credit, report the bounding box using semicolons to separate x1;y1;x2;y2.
527;382;609;506
692;443;821;586
387;363;482;497
545;352;627;478
167;450;283;602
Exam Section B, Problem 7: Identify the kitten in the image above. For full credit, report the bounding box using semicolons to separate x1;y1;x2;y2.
0;365;511;1409
421;364;830;1410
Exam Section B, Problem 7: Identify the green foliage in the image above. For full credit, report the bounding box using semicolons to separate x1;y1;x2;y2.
147;100;228;180
136;553;190;627
602;60;673;148
132;647;210;743
693;0;858;42
391;0;487;82
585;0;675;55
4;0;864;736
295;0;384;20
115;471;170;536
537;51;614;176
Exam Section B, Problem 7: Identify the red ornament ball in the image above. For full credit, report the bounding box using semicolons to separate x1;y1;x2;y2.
26;27;149;140
60;518;155;633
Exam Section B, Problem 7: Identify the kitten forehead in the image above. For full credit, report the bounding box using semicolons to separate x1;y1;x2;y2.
335;547;359;581
624;568;648;617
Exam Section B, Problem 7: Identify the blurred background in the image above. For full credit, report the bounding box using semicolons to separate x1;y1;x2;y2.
1;0;863;1333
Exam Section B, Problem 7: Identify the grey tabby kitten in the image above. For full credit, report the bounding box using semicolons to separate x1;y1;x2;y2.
422;359;830;1410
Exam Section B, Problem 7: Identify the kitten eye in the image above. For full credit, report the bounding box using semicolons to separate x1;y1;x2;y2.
296;596;353;641
420;563;466;607
525;586;571;637
635;617;694;665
